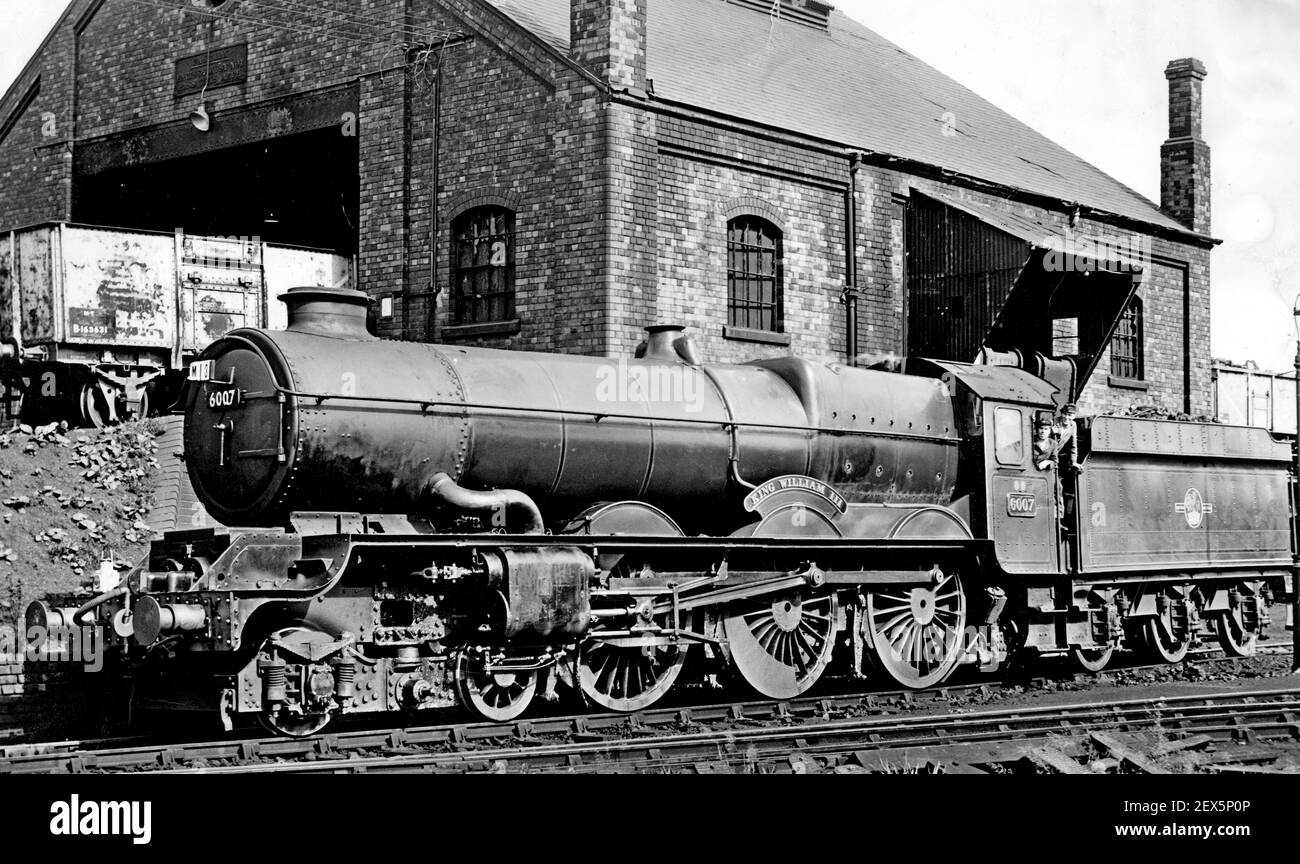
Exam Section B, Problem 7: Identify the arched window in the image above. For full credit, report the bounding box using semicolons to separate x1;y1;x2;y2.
1110;297;1143;380
452;206;515;324
727;216;783;333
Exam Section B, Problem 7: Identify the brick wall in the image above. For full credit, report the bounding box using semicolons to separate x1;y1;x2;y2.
647;112;1212;414
656;114;848;364
0;0;1214;410
0;658;122;742
72;0;390;140
407;0;610;353
0;14;74;228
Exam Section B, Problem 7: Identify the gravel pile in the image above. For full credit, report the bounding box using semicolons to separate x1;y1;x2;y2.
0;420;167;622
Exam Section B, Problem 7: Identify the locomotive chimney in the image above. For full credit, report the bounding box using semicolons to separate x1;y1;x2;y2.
279;287;376;340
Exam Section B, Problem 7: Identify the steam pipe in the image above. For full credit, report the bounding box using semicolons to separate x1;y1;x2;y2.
3;231;20;361
1293;310;1300;672
73;584;129;628
843;152;861;366
427;37;444;342
428;472;544;534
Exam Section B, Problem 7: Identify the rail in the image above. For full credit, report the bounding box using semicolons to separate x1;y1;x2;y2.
1;647;1290;775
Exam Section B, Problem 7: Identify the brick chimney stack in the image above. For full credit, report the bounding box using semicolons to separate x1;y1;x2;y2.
570;0;647;92
1160;58;1211;234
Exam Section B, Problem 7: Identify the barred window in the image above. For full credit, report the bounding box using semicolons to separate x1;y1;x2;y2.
452;207;516;324
727;216;783;332
1110;297;1143;380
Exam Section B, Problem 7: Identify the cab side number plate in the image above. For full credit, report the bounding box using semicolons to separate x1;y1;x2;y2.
1006;492;1037;517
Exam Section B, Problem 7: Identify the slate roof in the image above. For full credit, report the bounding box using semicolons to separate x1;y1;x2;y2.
485;0;1194;237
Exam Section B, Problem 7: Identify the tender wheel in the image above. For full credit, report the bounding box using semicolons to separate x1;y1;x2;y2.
579;621;690;712
1215;612;1257;658
723;592;838;699
1070;645;1114;673
1140;617;1192;663
455;653;537;722
864;569;967;689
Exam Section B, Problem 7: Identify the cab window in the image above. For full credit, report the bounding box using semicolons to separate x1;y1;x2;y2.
994;407;1024;466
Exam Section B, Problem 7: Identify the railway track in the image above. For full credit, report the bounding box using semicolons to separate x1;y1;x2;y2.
106;687;1300;775
1;644;1293;775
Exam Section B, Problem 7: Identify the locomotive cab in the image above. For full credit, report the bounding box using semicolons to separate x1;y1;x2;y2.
912;359;1066;577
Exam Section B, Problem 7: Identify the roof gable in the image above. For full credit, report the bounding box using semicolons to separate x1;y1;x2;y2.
485;0;1192;237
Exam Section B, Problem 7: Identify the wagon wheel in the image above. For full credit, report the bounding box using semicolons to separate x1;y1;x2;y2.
80;383;112;429
723;593;839;699
1215;610;1257;658
455;653;537;722
578;619;691;712
1070;645;1114;673
864;569;967;689
1140;617;1192;664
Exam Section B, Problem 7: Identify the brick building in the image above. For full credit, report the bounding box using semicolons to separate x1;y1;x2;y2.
0;0;1217;412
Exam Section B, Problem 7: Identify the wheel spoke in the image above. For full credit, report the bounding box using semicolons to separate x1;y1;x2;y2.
874;608;913;632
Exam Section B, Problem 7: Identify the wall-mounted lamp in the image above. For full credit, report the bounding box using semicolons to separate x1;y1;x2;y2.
189;101;211;132
190;10;217;133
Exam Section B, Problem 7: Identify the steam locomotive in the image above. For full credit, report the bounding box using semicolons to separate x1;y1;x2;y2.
29;287;1292;735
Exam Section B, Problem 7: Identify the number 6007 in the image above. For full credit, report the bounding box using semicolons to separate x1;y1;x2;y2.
208;390;238;409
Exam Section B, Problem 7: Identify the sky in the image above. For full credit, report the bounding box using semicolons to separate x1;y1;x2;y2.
1;0;1298;370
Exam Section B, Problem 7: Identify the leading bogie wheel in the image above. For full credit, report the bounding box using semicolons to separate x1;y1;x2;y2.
455;653;538;722
1070;645;1114;673
864;569;967;689
256;628;337;737
259;709;333;738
